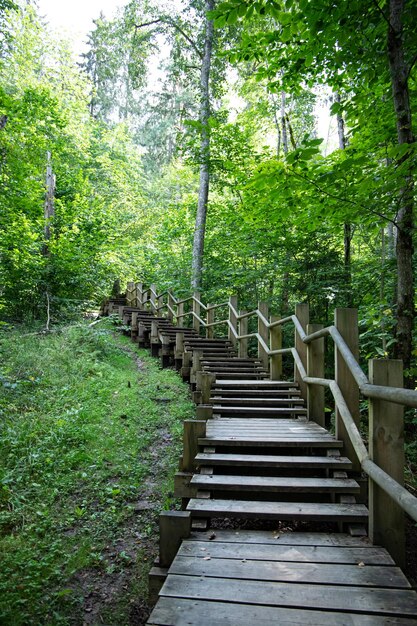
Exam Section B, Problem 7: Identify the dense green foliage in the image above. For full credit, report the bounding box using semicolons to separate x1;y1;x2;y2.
0;321;194;623
0;0;416;370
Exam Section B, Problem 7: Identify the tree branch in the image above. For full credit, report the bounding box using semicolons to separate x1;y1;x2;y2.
291;169;398;227
135;16;203;59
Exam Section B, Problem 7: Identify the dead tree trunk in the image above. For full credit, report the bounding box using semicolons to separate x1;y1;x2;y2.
191;0;214;291
387;0;415;380
43;151;55;257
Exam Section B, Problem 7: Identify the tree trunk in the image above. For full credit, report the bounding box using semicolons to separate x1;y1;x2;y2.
387;0;414;380
281;91;288;155
335;92;353;306
191;0;214;291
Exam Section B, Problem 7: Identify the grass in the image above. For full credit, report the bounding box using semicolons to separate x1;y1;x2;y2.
0;320;195;625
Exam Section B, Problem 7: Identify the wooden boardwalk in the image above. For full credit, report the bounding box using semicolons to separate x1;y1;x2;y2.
105;297;417;625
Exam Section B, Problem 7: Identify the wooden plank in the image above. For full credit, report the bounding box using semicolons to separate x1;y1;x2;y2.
195;453;352;469
149;597;417;626
178;540;392;564
170;555;410;588
186;530;372;547
186;499;368;522
160;575;417;615
214;380;299;386
190;475;360;493
198;437;343;448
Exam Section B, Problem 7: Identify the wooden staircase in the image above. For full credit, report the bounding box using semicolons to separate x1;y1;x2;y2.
103;296;417;624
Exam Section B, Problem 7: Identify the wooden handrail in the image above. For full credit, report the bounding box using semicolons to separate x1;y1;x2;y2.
124;280;417;529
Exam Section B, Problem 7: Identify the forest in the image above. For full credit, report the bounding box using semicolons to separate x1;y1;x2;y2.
0;0;416;379
1;0;417;622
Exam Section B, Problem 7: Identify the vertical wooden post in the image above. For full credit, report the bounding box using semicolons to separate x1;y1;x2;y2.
196;371;215;404
175;332;184;370
150;284;157;313
368;359;405;568
131;311;138;341
157;293;164;316
206;304;214;339
159;511;191;568
238;311;248;358
167;292;174;321
182;420;206;471
270;316;282;380
177;301;184;327
150;320;159;357
136;283;144;309
334;308;360;472
193;292;201;333
258;301;269;371
126;282;135;306
295;303;309;401
228;296;238;346
190;350;203;385
306;323;325;426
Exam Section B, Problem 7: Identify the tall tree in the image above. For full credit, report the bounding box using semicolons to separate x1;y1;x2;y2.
191;0;215;290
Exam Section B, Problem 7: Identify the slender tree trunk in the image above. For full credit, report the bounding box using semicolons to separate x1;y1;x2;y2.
387;0;414;380
191;0;214;291
335;92;353;306
280;91;288;155
43;151;55;257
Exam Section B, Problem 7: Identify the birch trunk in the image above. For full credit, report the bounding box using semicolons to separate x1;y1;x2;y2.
191;0;214;291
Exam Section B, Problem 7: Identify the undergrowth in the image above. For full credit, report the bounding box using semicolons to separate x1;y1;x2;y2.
0;321;194;625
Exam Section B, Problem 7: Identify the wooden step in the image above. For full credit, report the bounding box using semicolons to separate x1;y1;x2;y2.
214;380;299;388
212;406;307;417
208;372;270;379
212;389;302;398
212;398;305;406
149;597;417;626
195;453;352;469
187;499;368;522
191;475;360;493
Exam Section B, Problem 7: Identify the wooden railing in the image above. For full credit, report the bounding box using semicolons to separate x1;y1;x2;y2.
123;280;417;566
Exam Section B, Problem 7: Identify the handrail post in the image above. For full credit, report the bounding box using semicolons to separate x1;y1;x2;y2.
175;332;184;370
238;310;248;358
150;284;157;313
206;304;214;338
167;292;174;321
193;292;201;334
306;323;325;426
126;281;135;306
258;301;269;371
157;292;164;316
270;315;282;380
368;359;405;568
295;303;309;400
228;296;238;346
334;308;360;472
131;311;138;342
136;282;144;309
177;301;184;327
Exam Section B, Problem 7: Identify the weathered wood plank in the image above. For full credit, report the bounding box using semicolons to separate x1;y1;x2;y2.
186;530;372;547
170;555;410;588
186;499;368;522
160;574;417;615
195;453;352;469
178;540;393;564
149;597;417;626
190;475;360;493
